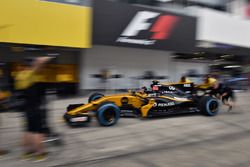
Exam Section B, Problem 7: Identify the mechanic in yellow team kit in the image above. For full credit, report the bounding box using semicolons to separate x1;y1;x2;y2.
15;57;53;161
197;74;217;89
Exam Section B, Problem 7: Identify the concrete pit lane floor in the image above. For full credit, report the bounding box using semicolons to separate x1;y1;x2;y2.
0;92;250;167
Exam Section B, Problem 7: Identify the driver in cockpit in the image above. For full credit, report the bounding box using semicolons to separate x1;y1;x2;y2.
136;86;148;98
139;86;147;93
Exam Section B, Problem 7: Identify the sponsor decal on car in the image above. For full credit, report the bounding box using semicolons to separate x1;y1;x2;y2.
153;102;175;107
183;84;191;87
121;110;133;113
173;97;188;101
70;117;88;122
162;91;176;94
168;86;176;90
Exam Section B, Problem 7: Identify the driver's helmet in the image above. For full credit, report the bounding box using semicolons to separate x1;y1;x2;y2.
152;80;159;85
152;85;159;91
151;80;160;91
151;80;159;86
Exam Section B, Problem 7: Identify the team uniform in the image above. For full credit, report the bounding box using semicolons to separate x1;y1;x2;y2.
15;70;46;133
210;83;235;104
198;77;217;89
178;78;191;84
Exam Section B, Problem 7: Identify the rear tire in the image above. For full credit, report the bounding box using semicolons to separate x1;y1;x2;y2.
97;103;120;126
88;93;104;103
199;96;219;116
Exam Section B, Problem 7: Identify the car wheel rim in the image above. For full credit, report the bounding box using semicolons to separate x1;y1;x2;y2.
103;108;116;123
209;101;218;112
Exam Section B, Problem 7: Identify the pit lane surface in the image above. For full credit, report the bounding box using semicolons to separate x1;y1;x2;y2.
1;92;250;167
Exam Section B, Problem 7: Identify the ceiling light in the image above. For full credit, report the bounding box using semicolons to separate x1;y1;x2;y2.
47;53;60;56
156;0;173;2
224;65;241;68
24;47;41;51
221;54;233;58
214;59;225;62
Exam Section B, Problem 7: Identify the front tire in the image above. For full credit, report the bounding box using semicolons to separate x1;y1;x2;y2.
199;96;220;116
97;103;120;126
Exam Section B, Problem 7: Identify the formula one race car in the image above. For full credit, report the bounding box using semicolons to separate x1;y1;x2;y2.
64;84;220;127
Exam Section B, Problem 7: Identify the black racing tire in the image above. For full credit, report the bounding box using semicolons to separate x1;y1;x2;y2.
96;102;120;126
88;93;104;103
199;96;220;116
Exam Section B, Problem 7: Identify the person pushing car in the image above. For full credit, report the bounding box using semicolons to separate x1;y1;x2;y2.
210;81;235;112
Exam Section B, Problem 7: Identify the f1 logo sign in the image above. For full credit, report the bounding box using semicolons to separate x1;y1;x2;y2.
150;15;179;40
121;11;179;40
121;11;160;37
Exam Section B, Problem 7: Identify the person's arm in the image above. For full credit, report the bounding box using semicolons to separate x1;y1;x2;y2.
221;92;228;97
211;89;221;99
31;57;54;72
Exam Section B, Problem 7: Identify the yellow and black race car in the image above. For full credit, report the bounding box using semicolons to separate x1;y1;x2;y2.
64;84;220;127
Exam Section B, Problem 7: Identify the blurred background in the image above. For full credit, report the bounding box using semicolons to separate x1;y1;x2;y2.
1;1;250;166
1;0;250;96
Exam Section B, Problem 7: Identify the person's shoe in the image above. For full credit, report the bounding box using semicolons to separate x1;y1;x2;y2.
33;152;48;162
228;105;233;112
20;151;34;160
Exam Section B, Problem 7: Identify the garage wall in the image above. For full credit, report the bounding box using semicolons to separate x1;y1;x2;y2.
80;45;208;90
188;7;250;48
173;61;208;84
